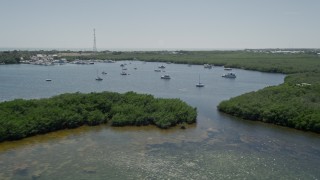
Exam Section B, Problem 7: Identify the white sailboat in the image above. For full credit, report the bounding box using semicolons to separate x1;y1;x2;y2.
196;75;204;87
95;70;103;81
46;72;52;81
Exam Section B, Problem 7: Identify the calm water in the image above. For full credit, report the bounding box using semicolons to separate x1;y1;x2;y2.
0;62;319;180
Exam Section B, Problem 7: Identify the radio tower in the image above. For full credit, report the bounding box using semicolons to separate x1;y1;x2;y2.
93;28;97;52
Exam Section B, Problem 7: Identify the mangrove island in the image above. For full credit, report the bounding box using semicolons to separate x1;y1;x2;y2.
0;91;197;142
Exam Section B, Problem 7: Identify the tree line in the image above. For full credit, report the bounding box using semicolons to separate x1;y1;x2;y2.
2;50;320;74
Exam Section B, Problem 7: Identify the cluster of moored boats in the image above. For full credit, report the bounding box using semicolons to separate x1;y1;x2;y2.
46;62;237;87
22;58;116;66
71;59;116;65
21;59;68;66
204;64;237;79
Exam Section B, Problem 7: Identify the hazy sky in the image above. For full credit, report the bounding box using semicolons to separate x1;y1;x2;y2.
0;0;319;50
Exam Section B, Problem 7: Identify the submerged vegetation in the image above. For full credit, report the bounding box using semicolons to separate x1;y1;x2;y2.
0;91;197;142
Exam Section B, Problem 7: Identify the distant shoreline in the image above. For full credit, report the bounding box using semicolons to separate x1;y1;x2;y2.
2;47;320;52
0;48;246;52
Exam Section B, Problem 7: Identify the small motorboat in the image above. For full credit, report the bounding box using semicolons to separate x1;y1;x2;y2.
222;73;236;78
95;77;103;81
161;74;171;79
204;64;213;69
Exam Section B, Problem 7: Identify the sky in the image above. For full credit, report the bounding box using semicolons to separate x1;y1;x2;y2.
0;0;319;50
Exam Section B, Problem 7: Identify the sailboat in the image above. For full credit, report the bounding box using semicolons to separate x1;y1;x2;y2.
46;72;52;81
196;75;204;87
95;70;103;81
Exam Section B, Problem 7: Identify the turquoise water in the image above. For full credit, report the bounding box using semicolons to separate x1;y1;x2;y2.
0;61;319;179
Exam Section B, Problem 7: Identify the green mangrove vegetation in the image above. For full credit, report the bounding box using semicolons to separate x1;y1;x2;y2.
60;50;320;74
0;91;197;142
218;72;320;133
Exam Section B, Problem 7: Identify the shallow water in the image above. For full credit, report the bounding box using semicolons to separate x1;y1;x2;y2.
0;61;319;179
